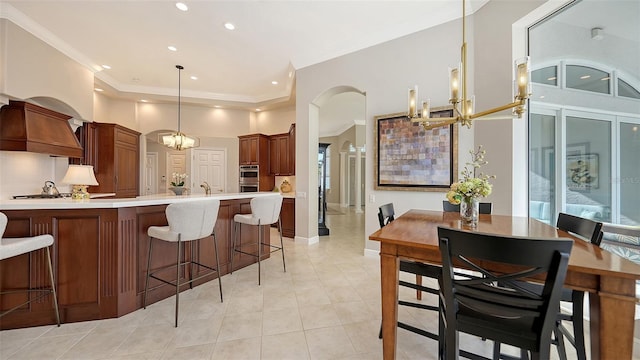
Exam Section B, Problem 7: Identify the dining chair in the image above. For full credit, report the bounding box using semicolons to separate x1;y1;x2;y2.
377;203;442;345
230;194;285;285
553;212;603;360
0;212;60;326
493;212;602;360
438;226;573;360
442;200;493;214
143;199;224;327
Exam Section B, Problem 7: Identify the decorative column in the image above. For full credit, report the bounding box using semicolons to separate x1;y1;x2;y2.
355;146;362;213
339;151;347;209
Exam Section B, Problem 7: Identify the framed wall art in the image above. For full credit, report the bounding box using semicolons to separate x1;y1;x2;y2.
374;106;457;191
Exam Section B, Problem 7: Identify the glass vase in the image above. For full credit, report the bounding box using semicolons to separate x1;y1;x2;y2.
460;197;479;227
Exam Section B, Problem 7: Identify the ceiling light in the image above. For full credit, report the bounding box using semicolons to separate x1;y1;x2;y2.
140;99;148;103
256;108;261;112
175;2;188;11
101;64;111;70
580;75;591;80
214;105;221;108
224;22;235;30
190;76;198;80
601;77;610;81
271;81;278;85
94;88;104;92
409;0;530;129
162;65;199;151
168;46;177;52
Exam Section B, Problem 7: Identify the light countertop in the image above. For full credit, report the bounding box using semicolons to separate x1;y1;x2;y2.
0;192;281;210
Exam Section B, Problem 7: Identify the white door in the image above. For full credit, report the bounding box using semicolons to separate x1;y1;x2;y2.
192;149;226;194
145;152;158;195
167;152;187;189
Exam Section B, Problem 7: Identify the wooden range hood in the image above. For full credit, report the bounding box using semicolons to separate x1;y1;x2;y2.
0;100;83;158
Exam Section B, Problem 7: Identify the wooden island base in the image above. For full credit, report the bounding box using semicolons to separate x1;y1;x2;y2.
0;198;269;330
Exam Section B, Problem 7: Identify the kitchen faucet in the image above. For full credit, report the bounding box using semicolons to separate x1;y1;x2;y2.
200;181;211;195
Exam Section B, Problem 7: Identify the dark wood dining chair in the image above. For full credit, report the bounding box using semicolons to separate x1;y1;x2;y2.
377;203;441;344
438;226;573;360
442;200;493;214
494;212;602;360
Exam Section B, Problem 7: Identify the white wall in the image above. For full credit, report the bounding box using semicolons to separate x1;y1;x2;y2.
254;106;296;135
296;0;544;251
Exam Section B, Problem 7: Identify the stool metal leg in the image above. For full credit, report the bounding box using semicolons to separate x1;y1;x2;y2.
212;230;223;303
278;217;286;273
143;237;154;309
230;222;237;274
257;219;262;285
175;234;182;327
189;240;195;289
45;246;60;327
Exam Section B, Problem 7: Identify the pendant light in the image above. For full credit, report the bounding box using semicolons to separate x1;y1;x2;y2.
162;65;199;150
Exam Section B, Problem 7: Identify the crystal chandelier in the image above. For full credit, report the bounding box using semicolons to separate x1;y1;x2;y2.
163;65;199;150
409;0;531;129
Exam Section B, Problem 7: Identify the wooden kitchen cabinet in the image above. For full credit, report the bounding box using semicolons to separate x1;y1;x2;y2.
269;134;290;175
74;122;140;198
280;197;295;238
239;134;269;165
268;124;296;176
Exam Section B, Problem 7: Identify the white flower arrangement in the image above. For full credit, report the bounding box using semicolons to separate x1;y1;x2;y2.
446;146;495;205
171;172;188;187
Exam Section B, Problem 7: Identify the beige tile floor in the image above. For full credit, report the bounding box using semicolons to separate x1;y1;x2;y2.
1;207;639;359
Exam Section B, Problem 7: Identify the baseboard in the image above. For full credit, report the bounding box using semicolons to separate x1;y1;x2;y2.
363;248;379;258
295;235;319;245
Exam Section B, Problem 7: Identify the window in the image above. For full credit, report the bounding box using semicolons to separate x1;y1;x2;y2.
532;66;558;86
619;79;640;99
566;65;610;94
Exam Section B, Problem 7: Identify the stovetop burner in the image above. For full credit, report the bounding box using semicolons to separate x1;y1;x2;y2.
13;193;72;199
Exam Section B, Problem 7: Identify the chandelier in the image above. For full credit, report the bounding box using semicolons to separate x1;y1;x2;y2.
163;65;199;150
409;1;531;129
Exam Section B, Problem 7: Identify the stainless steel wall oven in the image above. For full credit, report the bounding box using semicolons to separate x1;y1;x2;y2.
239;165;259;192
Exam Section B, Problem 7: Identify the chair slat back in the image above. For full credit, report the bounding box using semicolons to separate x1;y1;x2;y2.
166;199;221;241
438;226;573;348
378;203;395;228
557;212;603;245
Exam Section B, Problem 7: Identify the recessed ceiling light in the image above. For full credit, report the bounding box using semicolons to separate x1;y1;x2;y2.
101;64;111;70
547;76;556;81
256;108;261;112
271;81;278;85
168;46;177;52
175;2;188;11
224;22;235;30
632;126;638;132
94;88;104;92
140;99;148;103
190;76;198;80
214;105;221;108
580;75;591;80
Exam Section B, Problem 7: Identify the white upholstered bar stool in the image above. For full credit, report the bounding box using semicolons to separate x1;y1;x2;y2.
231;194;285;285
0;212;60;326
143;199;223;327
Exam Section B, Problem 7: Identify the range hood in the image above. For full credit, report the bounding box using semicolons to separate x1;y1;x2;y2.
0;100;83;158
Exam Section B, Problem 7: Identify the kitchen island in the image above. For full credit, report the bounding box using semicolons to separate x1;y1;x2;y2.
0;192;275;330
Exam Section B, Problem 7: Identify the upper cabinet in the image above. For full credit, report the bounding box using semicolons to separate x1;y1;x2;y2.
238;134;269;165
73;122;140;198
269;124;296;176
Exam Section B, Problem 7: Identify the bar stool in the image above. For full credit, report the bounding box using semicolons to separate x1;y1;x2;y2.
0;212;60;326
143;199;223;327
231;194;285;285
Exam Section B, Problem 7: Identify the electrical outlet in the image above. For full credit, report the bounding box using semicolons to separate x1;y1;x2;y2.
369;194;375;203
296;191;307;199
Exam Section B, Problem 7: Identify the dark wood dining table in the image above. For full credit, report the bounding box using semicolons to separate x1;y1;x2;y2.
368;209;640;360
